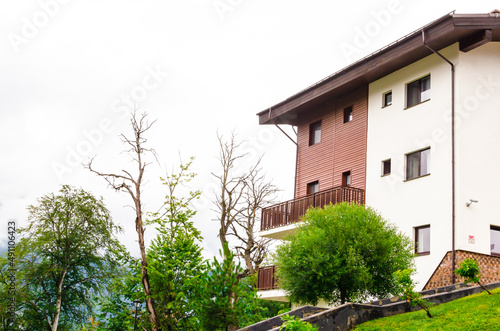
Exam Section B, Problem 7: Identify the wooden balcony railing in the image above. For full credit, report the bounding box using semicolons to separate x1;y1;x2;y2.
257;265;278;290
260;186;365;231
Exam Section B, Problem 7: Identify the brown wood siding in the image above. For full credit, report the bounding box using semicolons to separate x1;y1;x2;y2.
295;86;368;198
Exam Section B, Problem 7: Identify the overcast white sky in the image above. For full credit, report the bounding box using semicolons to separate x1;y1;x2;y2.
1;0;498;258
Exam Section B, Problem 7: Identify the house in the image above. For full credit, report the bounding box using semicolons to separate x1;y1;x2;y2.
256;10;500;305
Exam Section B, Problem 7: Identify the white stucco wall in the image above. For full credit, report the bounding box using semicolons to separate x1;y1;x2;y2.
455;42;500;255
366;44;458;290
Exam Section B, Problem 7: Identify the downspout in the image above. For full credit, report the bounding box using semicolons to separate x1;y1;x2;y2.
269;107;299;199
422;30;456;284
274;123;299;199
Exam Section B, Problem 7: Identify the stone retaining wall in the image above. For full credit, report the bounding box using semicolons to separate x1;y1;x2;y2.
240;281;500;331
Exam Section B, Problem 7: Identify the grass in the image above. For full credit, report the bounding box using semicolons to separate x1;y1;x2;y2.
355;288;500;330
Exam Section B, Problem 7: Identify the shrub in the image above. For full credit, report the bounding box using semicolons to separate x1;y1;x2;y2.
455;259;491;295
394;269;433;318
279;314;318;331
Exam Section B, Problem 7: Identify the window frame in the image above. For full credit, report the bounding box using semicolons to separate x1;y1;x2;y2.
405;148;430;181
383;91;392;108
343;106;353;123
491;225;500;257
342;171;351;187
309;120;321;146
406;74;431;108
307;181;319;195
381;159;391;176
415;225;430;256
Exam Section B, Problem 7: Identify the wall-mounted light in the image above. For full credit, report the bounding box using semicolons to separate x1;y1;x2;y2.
466;199;478;207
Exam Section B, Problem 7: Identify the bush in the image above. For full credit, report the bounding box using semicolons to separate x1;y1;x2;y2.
455;259;491;295
394;269;432;318
279;315;318;331
274;203;414;305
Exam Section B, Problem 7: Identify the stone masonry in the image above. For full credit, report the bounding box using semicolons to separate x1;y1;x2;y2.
423;250;500;290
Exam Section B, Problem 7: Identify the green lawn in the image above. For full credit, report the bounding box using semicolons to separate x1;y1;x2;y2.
355;288;500;330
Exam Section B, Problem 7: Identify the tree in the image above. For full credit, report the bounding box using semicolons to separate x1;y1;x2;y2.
455;259;491;295
93;256;141;331
144;158;206;330
0;185;125;330
394;269;432;318
194;243;253;331
274;202;414;305
212;133;278;278
87;111;160;329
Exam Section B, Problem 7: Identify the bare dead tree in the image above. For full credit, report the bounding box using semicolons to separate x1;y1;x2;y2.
86;111;159;331
212;133;279;279
233;168;278;278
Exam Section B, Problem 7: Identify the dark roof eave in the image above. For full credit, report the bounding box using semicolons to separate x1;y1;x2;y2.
258;11;500;126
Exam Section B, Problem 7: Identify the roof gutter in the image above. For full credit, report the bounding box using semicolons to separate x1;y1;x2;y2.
421;29;456;284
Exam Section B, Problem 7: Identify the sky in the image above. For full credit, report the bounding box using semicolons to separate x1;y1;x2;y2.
1;0;498;258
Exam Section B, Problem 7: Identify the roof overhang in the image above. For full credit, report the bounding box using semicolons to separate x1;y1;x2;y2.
258;11;500;126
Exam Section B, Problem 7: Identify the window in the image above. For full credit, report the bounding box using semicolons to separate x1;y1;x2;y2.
382;159;391;176
415;225;430;255
406;148;430;180
309;121;321;146
407;75;430;108
307;181;319;195
342;171;351;186
383;91;392;107
343;106;353;123
491;226;500;256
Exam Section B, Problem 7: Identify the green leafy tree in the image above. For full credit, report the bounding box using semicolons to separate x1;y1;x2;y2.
93;256;141;331
195;243;252;331
0;185;125;331
274;202;414;305
144;158;206;330
94;158;208;331
455;259;491;295
394;269;432;318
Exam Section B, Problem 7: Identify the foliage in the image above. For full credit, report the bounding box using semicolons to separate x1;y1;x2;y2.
0;185;125;330
274;202;414;305
393;269;432;318
455;258;491;294
144;158;206;330
355;287;500;330
279;314;318;331
93;256;141;331
194;243;251;331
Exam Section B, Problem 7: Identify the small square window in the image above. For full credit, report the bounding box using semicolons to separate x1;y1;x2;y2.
406;148;430;180
307;181;319;195
407;75;430;108
343;106;353;123
491;226;500;256
309;121;321;146
382;159;391;176
342;171;351;187
415;225;430;255
383;91;392;107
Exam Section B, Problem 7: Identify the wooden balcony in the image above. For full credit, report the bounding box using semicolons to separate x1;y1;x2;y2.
257;265;278;291
260;186;365;231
